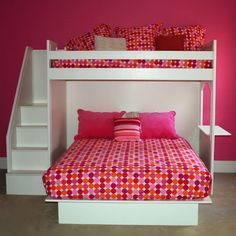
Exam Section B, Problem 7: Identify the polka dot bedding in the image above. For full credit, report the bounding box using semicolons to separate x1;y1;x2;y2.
51;59;212;69
42;138;211;200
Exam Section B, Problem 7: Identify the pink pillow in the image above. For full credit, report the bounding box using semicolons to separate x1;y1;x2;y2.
75;109;125;139
140;111;178;139
114;23;162;50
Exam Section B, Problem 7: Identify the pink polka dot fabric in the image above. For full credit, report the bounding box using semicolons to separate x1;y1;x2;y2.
66;24;112;50
114;23;162;50
51;59;212;69
43;138;212;200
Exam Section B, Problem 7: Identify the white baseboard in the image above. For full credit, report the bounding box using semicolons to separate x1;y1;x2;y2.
0;157;7;169
214;161;236;173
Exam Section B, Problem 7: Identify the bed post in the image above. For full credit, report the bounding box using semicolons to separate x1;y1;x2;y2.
47;40;57;51
46;40;67;166
209;40;217;176
198;40;216;193
199;82;205;126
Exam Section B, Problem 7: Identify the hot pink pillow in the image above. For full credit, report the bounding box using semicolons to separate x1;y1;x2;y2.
75;109;125;139
140;111;178;139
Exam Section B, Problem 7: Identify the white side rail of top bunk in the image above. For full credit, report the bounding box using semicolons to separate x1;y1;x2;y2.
46;40;215;81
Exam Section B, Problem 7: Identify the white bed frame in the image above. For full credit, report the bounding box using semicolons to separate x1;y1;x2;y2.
45;40;227;225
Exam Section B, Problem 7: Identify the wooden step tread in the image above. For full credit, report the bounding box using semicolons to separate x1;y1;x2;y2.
16;125;48;128
7;170;46;175
12;147;48;151
21;103;47;107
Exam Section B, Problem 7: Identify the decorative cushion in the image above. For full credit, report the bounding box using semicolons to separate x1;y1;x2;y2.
75;109;125;139
122;112;139;118
95;35;127;51
114;23;162;50
140;111;178;139
156;35;185;50
114;117;141;142
66;24;112;50
65;35;88;50
159;25;206;51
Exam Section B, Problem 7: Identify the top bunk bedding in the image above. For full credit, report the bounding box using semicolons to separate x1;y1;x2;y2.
51;59;212;69
47;23;215;80
48;23;214;69
42;138;212;201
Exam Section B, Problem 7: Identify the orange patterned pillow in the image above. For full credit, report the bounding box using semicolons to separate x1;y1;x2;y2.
159;25;206;51
66;24;112;50
114;23;162;50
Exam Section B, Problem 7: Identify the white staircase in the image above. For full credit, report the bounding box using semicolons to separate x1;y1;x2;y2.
6;48;49;195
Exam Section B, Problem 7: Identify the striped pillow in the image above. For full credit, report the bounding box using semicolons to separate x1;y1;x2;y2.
114;118;141;142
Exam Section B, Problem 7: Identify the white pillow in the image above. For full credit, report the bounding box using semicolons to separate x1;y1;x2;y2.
122;112;139;118
95;35;127;51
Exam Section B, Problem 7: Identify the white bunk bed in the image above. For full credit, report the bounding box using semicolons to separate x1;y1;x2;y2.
44;39;228;225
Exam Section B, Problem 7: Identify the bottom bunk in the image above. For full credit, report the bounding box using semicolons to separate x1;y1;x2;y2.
43;137;212;225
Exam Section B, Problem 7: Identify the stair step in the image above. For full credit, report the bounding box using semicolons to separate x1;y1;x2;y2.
21;104;47;125
13;147;48;151
16;126;48;148
6;171;46;195
21;102;47;106
12;147;49;171
8;170;46;174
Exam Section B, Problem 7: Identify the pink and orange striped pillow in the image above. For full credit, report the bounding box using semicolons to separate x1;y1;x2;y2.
114;117;141;142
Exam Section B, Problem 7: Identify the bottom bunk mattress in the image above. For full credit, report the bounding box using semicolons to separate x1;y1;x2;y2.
42;138;212;200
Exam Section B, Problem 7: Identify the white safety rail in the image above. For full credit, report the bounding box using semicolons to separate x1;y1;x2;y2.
47;40;215;82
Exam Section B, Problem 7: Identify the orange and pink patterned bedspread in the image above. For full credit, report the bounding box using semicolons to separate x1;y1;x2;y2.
51;59;212;68
42;138;212;200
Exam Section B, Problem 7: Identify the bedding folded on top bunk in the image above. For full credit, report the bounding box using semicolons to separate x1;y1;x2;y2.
51;59;212;69
42;138;211;200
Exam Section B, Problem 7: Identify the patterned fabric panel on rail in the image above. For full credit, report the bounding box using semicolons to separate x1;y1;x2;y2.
51;59;212;68
42;138;212;200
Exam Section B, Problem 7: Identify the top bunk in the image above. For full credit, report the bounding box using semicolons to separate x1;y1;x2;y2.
47;40;216;82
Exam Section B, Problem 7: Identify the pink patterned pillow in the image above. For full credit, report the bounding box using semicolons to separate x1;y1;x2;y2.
140;111;178;139
75;109;125;139
159;25;206;51
66;24;112;50
66;35;88;50
114;23;162;50
114;118;141;142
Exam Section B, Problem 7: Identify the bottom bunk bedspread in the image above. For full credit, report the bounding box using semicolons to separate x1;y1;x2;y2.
43;138;211;200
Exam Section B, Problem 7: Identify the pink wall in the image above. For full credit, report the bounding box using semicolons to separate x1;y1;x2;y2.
0;0;235;160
